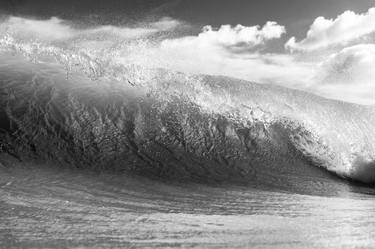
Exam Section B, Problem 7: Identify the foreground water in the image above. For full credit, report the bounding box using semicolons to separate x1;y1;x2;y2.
0;156;375;249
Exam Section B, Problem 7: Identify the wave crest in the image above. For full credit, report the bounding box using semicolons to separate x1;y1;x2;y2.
1;17;375;185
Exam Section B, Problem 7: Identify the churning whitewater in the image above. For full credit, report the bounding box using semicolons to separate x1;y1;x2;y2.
0;16;375;187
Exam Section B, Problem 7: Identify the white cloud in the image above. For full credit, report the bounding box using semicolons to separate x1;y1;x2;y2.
286;8;375;51
149;17;182;31
318;44;375;85
310;44;375;105
2;16;76;40
0;16;181;42
150;45;311;86
162;22;285;52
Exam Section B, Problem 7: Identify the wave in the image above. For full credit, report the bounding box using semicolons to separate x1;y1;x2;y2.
1;17;375;187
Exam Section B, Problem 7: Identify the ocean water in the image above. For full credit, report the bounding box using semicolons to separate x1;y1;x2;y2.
1;157;375;249
1;14;375;249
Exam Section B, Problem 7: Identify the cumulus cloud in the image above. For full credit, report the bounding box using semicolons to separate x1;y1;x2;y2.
162;22;285;53
286;8;375;51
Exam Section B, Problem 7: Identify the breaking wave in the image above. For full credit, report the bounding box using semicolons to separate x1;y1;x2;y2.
1;15;375;187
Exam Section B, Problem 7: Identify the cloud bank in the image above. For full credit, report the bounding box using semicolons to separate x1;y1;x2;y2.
151;22;300;85
1;8;375;106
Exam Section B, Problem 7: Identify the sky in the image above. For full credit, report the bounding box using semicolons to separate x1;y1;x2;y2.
1;0;375;105
2;0;374;35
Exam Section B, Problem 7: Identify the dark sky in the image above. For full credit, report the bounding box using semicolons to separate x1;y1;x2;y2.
1;0;375;37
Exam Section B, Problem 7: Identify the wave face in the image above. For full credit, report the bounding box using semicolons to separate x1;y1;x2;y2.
1;16;375;187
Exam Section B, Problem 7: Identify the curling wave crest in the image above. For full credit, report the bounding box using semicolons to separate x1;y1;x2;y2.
1;15;375;185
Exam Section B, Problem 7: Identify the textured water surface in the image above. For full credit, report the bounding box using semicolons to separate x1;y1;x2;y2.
0;157;375;249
